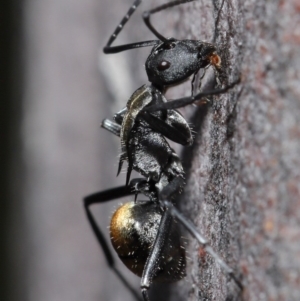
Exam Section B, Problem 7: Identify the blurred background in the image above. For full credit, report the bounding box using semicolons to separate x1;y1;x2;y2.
1;0;183;300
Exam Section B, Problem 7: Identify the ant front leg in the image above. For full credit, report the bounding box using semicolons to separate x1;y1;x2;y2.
144;78;241;112
84;181;143;301
139;110;193;146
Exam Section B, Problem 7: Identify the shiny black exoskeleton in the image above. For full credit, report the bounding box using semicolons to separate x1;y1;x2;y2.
145;39;217;88
84;0;242;300
110;199;186;283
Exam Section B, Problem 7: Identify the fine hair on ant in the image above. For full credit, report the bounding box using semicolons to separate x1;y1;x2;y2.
83;0;242;301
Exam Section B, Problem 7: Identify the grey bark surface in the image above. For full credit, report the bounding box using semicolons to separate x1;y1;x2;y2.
172;1;300;301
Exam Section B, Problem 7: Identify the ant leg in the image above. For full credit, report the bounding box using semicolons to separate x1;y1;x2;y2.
113;106;127;124
140;176;185;300
142;0;197;41
143;78;241;112
102;106;130;137
141;210;174;301
101;118;121;137
103;0;158;54
161;201;244;290
139;111;193;145
159;176;185;202
84;182;143;301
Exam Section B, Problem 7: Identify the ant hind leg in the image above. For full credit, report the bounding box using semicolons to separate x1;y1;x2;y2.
84;183;144;301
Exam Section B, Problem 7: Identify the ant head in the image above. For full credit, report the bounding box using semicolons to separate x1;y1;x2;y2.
145;39;217;88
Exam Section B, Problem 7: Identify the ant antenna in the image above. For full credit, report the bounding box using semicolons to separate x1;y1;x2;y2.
104;0;200;54
105;0;142;47
104;0;158;54
143;0;197;42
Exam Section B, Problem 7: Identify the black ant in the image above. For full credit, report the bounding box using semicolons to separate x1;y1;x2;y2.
84;0;242;300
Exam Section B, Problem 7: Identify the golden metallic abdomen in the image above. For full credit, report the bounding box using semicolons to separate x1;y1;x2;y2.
110;201;186;282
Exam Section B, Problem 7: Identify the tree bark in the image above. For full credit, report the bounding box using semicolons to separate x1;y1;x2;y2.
172;1;300;301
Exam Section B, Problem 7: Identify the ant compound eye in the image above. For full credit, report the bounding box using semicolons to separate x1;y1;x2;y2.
157;60;171;71
165;42;176;49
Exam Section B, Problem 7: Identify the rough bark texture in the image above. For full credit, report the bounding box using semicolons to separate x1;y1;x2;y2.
174;1;300;301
